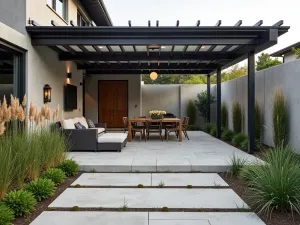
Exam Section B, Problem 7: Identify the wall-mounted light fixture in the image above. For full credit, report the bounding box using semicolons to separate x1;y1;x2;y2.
43;84;52;103
66;72;72;84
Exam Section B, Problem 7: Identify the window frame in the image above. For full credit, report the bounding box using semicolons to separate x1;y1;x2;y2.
47;0;68;21
77;11;89;27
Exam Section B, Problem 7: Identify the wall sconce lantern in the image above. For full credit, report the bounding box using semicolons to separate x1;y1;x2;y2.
67;72;72;79
43;84;52;103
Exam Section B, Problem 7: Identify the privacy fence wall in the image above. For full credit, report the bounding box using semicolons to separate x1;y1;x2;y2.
211;59;300;153
141;84;215;127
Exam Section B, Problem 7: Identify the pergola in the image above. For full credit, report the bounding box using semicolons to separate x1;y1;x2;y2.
26;20;289;153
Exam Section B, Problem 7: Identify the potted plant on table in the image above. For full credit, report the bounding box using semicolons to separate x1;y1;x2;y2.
149;110;166;119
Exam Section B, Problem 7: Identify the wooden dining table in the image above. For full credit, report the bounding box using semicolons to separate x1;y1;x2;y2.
127;118;182;142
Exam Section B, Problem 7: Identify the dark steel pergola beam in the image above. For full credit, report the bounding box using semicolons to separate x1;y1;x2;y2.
31;38;259;46
77;62;219;70
85;69;214;75
59;52;240;61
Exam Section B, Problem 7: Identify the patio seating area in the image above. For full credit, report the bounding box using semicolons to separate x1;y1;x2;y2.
68;131;261;173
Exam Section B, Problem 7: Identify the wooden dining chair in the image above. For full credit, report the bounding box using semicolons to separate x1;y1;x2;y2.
124;116;145;142
182;116;190;140
165;121;179;142
123;117;128;133
146;119;163;141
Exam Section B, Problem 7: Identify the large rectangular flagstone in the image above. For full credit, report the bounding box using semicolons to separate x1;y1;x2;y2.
151;173;228;187
49;188;248;209
149;212;266;225
71;173;151;186
30;212;148;225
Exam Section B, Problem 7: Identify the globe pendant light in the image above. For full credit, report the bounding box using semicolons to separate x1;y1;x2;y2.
150;71;158;80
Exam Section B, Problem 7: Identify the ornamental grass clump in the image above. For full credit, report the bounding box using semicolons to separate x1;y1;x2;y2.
228;154;247;176
232;101;243;133
221;102;228;129
202;123;215;133
272;88;288;147
232;133;247;147
221;130;235;142
240;145;300;216
255;101;262;140
3;190;36;217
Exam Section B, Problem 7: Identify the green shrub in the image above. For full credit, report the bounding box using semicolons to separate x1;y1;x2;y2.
273;88;288;147
41;168;65;186
228;154;247;176
255;101;262;140
232;101;243;133
195;91;216;122
57;159;79;177
292;48;300;59
221;130;235;142
210;126;217;137
240;145;300;216
186;99;196;126
240;139;263;151
0;204;14;225
161;206;169;212
221;103;228;129
3;190;36;216
202;123;215;133
232;133;247;147
137;184;144;188
24;178;55;201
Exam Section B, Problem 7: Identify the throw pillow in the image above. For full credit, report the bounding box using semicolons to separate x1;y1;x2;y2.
86;119;96;128
74;122;86;129
63;119;75;129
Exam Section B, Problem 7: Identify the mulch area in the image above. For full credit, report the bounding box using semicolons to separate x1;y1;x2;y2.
12;173;82;225
220;173;300;225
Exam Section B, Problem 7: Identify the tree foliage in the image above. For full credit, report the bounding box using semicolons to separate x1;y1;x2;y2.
256;53;282;71
194;91;215;122
292;48;300;59
142;65;247;84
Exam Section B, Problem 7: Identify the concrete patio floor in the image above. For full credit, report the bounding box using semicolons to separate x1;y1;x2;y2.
68;131;261;172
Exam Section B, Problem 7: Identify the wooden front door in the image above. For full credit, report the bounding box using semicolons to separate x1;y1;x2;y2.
98;80;128;128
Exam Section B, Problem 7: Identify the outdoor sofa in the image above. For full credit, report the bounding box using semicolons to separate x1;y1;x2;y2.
56;117;127;152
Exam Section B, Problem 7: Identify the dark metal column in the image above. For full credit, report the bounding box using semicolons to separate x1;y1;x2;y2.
248;51;255;154
207;75;211;122
216;68;222;139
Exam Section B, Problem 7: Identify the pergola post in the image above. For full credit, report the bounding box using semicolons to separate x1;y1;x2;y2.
216;68;222;139
248;51;255;154
207;75;211;122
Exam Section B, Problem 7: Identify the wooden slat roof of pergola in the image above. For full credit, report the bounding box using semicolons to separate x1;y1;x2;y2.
26;20;289;75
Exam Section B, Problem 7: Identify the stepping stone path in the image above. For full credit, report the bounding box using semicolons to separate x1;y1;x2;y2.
30;173;267;225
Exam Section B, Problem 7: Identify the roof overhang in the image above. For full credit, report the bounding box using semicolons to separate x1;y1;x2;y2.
79;0;112;26
270;41;300;57
26;23;289;75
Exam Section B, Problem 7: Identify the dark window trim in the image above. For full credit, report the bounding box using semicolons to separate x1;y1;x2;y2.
0;41;26;100
77;11;89;26
47;0;68;21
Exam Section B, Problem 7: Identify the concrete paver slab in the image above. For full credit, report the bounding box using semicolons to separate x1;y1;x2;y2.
151;173;228;186
71;173;151;186
49;188;248;209
29;212;148;225
149;212;266;225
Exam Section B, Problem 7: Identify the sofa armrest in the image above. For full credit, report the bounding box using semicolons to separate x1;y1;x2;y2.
95;123;107;129
63;129;98;151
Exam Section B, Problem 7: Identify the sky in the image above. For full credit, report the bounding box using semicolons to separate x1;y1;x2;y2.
103;0;299;59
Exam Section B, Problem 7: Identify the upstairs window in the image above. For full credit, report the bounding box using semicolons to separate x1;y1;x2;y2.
47;0;67;20
77;11;89;26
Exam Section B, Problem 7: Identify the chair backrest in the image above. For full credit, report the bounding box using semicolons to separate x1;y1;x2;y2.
183;117;189;127
146;119;162;128
123;117;128;129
